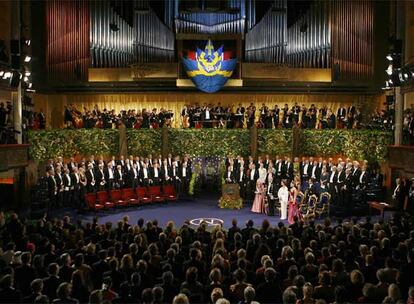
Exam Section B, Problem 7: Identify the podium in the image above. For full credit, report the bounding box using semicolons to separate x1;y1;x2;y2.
219;183;243;209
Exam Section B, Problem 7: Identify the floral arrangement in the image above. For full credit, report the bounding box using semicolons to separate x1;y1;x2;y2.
218;196;243;209
258;129;293;156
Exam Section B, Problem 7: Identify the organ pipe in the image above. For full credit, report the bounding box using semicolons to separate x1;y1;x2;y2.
89;0;134;68
245;0;287;63
286;0;330;68
133;9;175;63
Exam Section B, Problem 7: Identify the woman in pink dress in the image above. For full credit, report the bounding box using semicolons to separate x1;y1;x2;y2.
288;182;302;224
251;180;265;213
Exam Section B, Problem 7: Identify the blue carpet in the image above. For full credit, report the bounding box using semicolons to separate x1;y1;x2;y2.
52;196;389;229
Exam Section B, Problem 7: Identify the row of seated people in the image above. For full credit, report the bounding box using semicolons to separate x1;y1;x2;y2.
181;102;363;129
1;210;414;304
63;102;368;130
43;154;192;211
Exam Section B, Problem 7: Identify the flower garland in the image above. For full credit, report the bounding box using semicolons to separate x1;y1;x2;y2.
218;196;243;209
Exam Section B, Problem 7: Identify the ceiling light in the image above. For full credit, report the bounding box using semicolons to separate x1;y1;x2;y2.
24;56;31;62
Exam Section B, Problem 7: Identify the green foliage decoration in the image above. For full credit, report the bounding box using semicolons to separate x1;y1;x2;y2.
168;129;250;157
28;129;119;161
258;129;293;156
126;129;162;156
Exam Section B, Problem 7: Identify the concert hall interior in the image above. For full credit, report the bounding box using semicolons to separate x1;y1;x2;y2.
0;0;414;304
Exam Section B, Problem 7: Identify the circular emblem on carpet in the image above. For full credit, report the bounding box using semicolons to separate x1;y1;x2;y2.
189;218;224;227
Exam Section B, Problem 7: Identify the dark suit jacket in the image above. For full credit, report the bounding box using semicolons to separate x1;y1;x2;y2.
43;275;63;300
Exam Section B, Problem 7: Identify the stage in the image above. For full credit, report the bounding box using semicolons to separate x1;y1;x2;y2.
49;195;390;229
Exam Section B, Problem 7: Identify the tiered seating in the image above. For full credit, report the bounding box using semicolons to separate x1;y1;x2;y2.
85;186;178;212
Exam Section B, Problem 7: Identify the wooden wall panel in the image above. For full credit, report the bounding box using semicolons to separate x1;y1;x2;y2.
46;0;89;82
330;0;374;81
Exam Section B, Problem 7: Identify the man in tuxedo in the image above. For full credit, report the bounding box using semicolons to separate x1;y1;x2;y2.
67;157;77;173
104;162;115;190
180;161;191;195
85;163;96;193
117;155;125;168
54;166;63;206
328;166;338;203
337;104;347;128
131;163;139;189
301;158;310;183
236;164;247;199
202;106;212;128
152;163;161;186
275;156;284;184
336;166;346;205
95;163;106;191
266;174;277;216
342;168;353;212
247;163;259;200
140;163;151;186
358;165;369;190
283;157;294;182
160;159;171;185
273;105;280;128
352;161;361;187
46;168;57;213
70;167;81;208
62;167;72;206
114;164;124;189
235;103;245;128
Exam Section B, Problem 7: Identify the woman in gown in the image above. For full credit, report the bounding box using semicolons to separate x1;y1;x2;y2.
288;182;303;224
278;180;289;220
251;180;265;213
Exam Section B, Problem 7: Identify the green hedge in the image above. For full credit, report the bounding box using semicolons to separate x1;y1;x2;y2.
168;129;250;157
127;129;162;157
28;129;393;163
28;129;119;161
258;129;293;156
299;130;393;163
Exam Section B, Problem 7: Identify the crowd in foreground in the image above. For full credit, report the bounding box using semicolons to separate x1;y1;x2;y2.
1;212;414;304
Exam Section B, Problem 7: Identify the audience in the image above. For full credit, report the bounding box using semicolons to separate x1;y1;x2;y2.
0;211;413;303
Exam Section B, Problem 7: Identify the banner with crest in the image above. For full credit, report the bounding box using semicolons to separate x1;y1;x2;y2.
182;40;237;93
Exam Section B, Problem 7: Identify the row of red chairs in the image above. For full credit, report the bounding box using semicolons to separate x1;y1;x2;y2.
85;185;178;211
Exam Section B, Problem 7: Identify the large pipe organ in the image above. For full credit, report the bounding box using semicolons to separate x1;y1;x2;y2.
44;0;375;84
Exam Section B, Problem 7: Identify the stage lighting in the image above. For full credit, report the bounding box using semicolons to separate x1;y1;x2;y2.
386;54;393;61
386;64;393;75
24;56;31;62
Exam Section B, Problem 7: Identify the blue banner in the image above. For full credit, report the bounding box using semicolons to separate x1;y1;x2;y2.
182;40;237;93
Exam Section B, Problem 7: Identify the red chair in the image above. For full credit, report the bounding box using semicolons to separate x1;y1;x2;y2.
85;193;104;211
110;189;128;207
122;188;140;206
96;191;115;209
147;186;165;203
136;187;152;204
162;185;178;201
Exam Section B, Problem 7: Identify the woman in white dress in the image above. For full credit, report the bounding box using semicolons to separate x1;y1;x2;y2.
258;162;267;183
278;179;289;220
